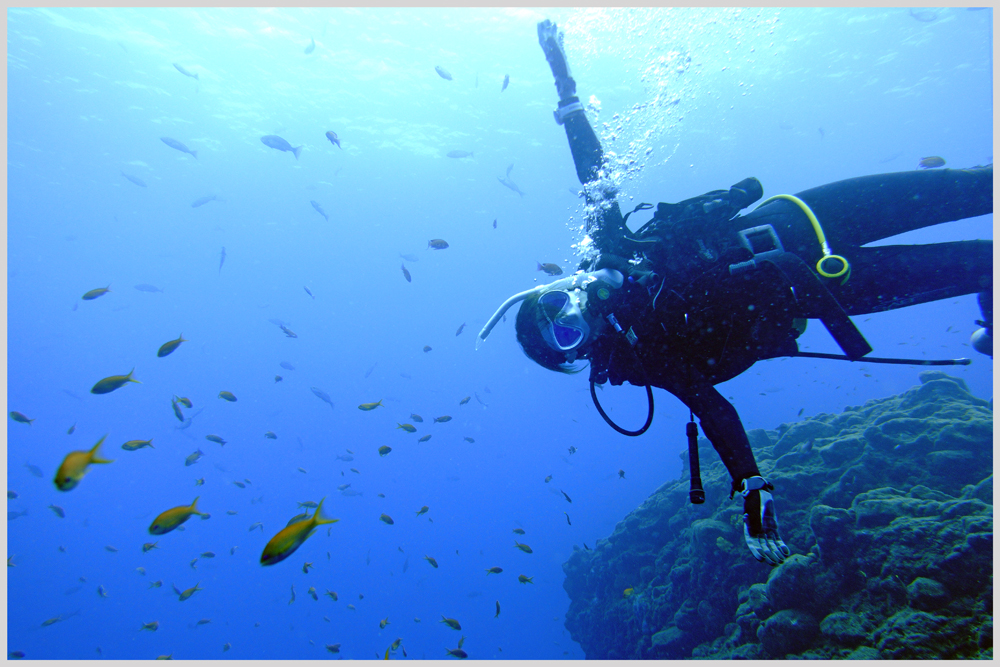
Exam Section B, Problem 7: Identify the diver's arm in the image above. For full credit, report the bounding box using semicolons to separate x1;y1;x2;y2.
538;20;627;255
667;376;790;565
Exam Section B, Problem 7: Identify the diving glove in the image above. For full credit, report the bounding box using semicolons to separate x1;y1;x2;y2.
740;476;790;566
537;20;576;101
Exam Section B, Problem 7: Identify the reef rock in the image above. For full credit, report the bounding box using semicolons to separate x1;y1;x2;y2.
561;372;992;659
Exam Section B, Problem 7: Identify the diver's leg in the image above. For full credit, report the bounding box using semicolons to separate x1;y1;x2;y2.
829;241;992;315
793;165;993;247
830;240;993;356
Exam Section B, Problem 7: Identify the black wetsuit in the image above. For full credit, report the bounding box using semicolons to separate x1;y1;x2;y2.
556;96;993;488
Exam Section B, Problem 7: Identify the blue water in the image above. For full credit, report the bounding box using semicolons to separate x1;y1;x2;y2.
7;7;992;660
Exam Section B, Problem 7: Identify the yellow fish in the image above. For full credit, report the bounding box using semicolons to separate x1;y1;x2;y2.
143;542;160;553
308;586;318;600
446;648;468;659
260;498;338;566
264;431;277;439
171;400;184;422
380;514;395;525
54;435;113;491
347;604;356;610
141;621;159;631
218;391;237;402
918;156;946;169
433;415;452;423
91;368;140;394
485;567;503;575
9;411;34;425
440;616;462;631
513;528;526;535
396;423;416;433
176;397;193;408
121;439;154;451
82;285;111;300
415;506;429;517
417;434;431;443
518;575;534;584
459;396;470;405
623;587;634;598
326;590;338;601
303;562;314;574
149;497;208;535
424;555;438;568
514;540;533;553
175;582;202;601
157;334;188;358
427;239;449;249
380;617;390;629
378;445;392;457
410;414;424;422
358;400;384;411
392;638;402;651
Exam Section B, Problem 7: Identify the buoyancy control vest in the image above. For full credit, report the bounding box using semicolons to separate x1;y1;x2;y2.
587;177;872;386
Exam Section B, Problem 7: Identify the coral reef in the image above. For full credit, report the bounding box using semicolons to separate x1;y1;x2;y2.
562;372;992;659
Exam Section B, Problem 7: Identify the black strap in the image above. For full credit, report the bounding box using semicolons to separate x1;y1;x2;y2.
765;252;873;360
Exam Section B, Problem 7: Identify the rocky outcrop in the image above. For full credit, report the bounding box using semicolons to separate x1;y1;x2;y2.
562;372;992;659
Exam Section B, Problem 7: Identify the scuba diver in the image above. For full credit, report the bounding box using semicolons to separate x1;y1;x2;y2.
478;21;993;566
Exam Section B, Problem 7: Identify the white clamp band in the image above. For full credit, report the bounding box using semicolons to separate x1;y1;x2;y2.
554;101;584;125
740;476;769;497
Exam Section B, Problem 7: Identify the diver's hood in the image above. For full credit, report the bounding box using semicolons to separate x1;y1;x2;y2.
476;268;624;349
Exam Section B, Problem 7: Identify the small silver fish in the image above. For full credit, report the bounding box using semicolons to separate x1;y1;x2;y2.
310;200;328;221
172;63;199;80
160;137;197;158
121;171;147;187
261;135;303;160
311;387;334;410
191;194;218;208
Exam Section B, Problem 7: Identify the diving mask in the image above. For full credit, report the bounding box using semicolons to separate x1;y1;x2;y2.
476;268;624;350
537;288;590;351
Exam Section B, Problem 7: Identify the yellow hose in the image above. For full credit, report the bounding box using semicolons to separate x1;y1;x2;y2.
755;194;850;283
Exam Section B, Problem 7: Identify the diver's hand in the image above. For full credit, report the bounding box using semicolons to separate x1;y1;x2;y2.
741;476;790;566
537;20;576;101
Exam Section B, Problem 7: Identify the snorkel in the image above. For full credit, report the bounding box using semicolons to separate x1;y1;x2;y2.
476;269;624;350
